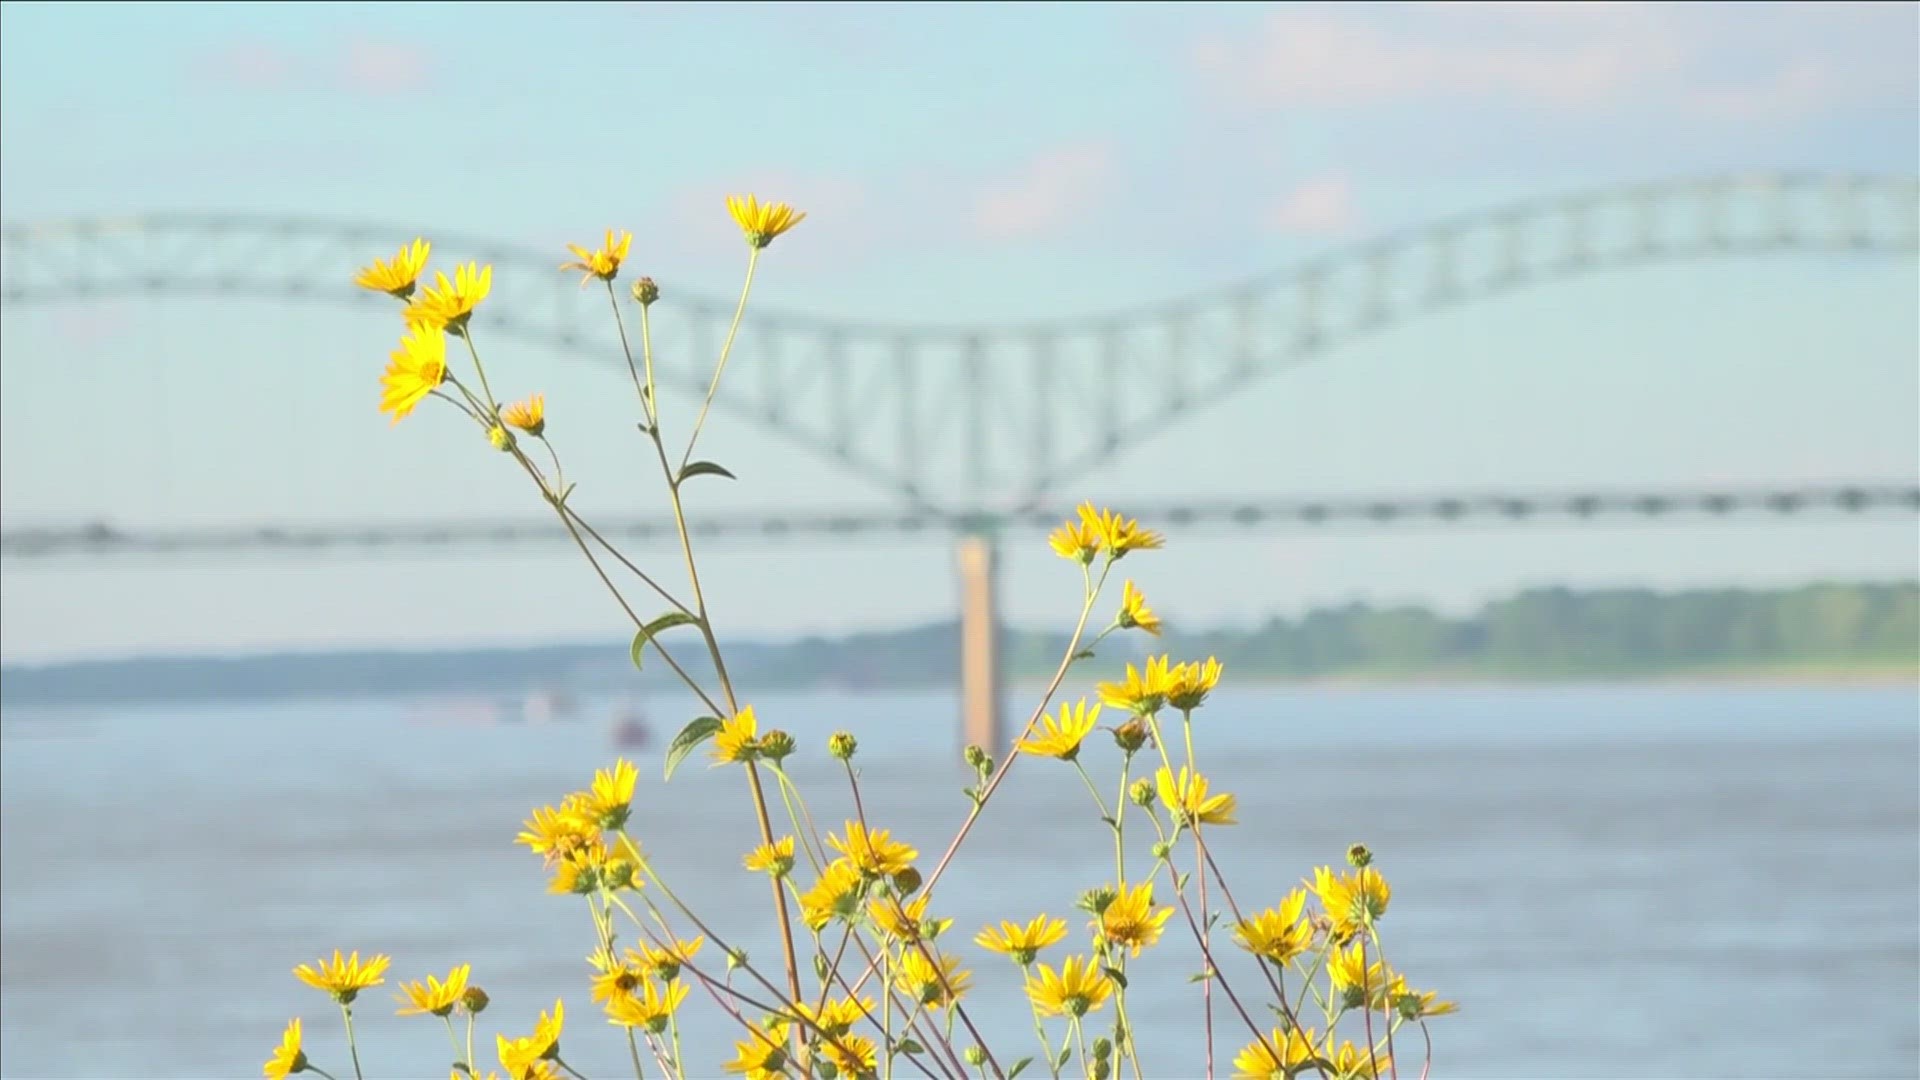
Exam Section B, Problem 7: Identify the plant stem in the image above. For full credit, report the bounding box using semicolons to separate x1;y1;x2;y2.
604;281;654;426
681;246;760;471
339;1003;365;1080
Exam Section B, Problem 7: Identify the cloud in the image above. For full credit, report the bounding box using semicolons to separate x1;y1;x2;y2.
1189;3;1916;118
1267;175;1358;236
190;37;432;96
1189;8;1679;111
970;142;1115;242
197;41;304;92
342;39;431;96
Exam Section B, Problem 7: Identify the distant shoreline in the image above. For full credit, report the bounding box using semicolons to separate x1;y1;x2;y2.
1009;661;1920;692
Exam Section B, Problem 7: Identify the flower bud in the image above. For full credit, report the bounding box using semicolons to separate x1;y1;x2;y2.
1151;840;1172;861
630;276;660;306
1347;843;1373;869
1112;718;1151;754
760;729;796;763
1092;1037;1113;1061
602;859;635;890
964;1046;986;1067
963;744;991;772
1127;778;1156;807
1093;1058;1112;1080
828;731;858;761
891;867;923;896
461;986;491;1015
1076;885;1117;917
488;424;516;452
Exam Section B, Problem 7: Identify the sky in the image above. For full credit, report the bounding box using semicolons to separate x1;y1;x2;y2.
0;1;1916;663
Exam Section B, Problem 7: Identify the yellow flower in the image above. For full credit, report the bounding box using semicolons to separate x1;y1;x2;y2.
723;1018;790;1078
817;1031;878;1077
1116;580;1161;635
517;800;598;862
828;820;918;879
635;934;705;981
868;892;949;942
588;948;647;1005
577;758;636;826
1098;882;1174;957
726;194;806;248
892;947;972;1008
743;836;796;878
1327;940;1394;1011
1155;766;1238;827
355;238;431;299
1076;503;1164;558
378;323;448;425
1233;889;1313;965
406;261;493;333
293;950;391;1003
793;995;873;1037
560;229;633;285
1310;865;1391;942
1014;698;1101;761
605;977;687;1032
712;705;760;764
548;835;610;895
497;999;565;1078
1096;655;1174;715
1230;1027;1318;1079
262;1017;306;1080
1329;1040;1392;1079
1047;516;1102;564
975;914;1068;966
395;963;471;1017
1392;982;1459;1019
1024;954;1114;1018
799;858;865;931
1166;656;1223;711
502;394;546;438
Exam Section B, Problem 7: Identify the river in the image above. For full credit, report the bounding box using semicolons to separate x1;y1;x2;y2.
2;685;1915;1078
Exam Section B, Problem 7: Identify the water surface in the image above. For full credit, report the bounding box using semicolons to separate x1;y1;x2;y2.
3;686;1915;1078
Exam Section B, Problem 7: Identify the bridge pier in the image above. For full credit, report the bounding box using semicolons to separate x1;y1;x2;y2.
954;532;1003;756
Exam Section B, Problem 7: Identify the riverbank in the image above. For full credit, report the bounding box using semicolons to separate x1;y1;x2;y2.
1012;658;1920;691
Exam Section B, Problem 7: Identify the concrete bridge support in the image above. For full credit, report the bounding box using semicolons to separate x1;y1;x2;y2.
954;533;1003;755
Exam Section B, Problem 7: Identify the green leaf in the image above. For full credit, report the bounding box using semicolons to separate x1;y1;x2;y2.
1008;1058;1033;1079
1101;965;1129;990
897;1038;926;1055
636;420;652;436
663;716;723;781
1174;871;1190;892
630;611;701;671
1072;648;1096;661
677;460;738;484
1056;1046;1074;1070
813;954;830;983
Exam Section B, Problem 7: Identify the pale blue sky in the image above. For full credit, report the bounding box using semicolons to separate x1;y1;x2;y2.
1;1;1916;662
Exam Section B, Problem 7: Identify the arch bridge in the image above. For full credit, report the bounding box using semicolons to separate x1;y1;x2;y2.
3;170;1916;746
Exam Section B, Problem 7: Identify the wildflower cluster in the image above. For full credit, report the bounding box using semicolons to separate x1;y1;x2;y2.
266;195;1451;1079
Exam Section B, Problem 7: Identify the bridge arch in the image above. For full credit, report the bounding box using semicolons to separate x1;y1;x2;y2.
3;171;1914;517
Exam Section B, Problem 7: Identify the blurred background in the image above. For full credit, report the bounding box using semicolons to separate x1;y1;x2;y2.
1;3;1915;1078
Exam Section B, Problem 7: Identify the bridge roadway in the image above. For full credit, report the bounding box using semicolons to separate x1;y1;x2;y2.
4;482;1914;558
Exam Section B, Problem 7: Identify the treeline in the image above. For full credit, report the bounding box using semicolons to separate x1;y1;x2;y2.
1153;582;1919;679
1;582;1912;705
